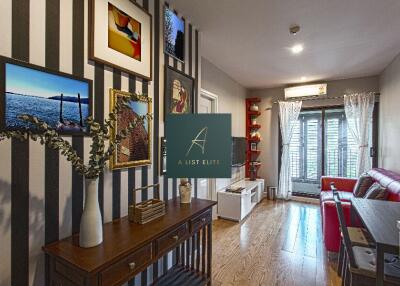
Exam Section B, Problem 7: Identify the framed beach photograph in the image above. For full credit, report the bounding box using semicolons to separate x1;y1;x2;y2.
109;89;152;170
89;0;152;80
164;66;194;118
0;56;92;135
164;6;185;62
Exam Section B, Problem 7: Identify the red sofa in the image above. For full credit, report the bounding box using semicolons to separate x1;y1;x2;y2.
320;168;400;252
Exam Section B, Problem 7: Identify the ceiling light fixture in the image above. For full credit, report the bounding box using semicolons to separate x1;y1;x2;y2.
290;25;300;35
291;44;304;54
300;76;307;81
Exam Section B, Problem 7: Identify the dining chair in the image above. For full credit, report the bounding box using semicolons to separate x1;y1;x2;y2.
333;192;400;286
330;184;375;278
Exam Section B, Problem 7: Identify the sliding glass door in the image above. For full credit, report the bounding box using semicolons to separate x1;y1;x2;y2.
288;106;375;197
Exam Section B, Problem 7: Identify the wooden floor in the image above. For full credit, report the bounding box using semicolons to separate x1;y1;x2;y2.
212;199;341;286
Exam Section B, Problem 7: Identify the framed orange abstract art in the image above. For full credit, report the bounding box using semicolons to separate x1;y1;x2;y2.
89;0;152;80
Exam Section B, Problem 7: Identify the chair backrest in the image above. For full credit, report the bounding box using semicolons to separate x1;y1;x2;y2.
333;192;357;267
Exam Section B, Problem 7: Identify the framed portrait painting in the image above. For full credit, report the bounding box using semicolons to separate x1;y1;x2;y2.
109;89;152;170
89;0;152;80
164;66;194;118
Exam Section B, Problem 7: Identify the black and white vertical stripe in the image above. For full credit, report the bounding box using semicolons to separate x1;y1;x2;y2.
0;0;201;285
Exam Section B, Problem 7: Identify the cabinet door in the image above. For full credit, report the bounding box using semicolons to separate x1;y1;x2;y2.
241;191;252;220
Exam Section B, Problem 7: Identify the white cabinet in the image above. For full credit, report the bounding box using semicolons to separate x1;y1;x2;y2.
217;179;264;222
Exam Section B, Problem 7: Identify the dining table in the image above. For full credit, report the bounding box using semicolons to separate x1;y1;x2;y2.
351;198;400;286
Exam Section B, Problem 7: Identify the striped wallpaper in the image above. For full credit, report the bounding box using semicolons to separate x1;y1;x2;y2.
0;0;201;285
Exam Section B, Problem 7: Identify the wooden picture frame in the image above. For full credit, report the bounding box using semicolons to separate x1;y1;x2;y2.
0;56;93;135
164;65;194;119
109;89;152;170
89;0;152;80
160;137;167;175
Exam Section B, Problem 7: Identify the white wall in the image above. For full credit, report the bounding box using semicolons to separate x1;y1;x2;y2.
201;57;246;137
201;57;247;190
249;76;379;188
379;53;400;173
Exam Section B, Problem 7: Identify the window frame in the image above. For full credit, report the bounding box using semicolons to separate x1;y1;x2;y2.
278;104;379;187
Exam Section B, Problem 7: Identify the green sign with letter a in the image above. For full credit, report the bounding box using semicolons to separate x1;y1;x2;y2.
166;114;232;178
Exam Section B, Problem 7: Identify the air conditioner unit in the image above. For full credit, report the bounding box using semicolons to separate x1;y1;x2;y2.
284;83;327;99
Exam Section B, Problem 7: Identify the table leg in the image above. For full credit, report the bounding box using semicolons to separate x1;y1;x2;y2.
376;244;384;286
350;202;356;226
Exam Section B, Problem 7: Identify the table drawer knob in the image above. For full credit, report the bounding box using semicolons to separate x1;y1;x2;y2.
129;262;136;270
172;235;179;241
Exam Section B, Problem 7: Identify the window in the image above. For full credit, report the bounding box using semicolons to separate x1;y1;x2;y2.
289;108;364;184
324;109;359;178
290;110;322;183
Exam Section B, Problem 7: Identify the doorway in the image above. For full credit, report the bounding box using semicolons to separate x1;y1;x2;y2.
197;89;218;200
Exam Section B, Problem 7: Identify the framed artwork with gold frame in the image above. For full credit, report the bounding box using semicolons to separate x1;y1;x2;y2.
109;89;152;170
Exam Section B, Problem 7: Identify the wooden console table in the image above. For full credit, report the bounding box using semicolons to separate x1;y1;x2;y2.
43;198;217;286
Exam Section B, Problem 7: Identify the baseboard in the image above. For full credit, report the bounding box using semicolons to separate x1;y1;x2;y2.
290;195;319;205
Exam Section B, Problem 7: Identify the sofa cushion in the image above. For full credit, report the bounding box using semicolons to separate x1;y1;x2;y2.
320;190;354;202
368;168;400;202
353;173;374;197
364;183;388;200
387;181;400;202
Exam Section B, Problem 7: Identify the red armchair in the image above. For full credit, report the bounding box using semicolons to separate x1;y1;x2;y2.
320;176;357;252
320;168;400;252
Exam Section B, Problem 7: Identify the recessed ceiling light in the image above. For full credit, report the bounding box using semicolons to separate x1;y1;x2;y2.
291;44;304;54
300;76;307;81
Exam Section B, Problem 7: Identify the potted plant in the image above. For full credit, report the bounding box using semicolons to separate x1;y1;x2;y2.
0;93;152;248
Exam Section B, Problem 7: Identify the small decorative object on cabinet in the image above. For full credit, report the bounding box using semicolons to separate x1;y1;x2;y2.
179;178;192;203
128;184;165;224
79;178;102;248
0;92;152;248
246;97;262;179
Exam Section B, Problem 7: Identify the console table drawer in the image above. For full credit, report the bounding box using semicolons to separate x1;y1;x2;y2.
100;243;152;286
156;223;189;254
191;210;211;233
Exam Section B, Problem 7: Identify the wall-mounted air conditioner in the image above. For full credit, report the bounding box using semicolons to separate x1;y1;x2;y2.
284;83;327;99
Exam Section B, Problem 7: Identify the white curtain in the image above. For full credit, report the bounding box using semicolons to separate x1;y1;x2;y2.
344;92;375;176
278;101;302;200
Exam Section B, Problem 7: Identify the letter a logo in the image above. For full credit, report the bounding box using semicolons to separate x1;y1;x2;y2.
186;127;208;157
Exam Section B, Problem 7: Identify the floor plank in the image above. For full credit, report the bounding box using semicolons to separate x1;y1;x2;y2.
212;200;341;286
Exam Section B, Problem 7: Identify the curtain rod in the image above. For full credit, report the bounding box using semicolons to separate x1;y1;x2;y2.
265;92;380;110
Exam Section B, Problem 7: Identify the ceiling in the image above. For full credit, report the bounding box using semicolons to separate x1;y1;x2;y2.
169;0;400;89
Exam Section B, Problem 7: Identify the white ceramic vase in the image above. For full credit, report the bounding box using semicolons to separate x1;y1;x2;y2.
79;178;103;248
179;184;192;204
250;104;259;111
